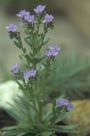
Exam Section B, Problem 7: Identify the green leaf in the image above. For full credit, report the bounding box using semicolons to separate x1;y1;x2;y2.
55;124;81;130
24;37;32;46
55;111;72;123
48;128;81;134
43;106;52;126
24;54;32;63
40;131;52;136
52;99;56;114
42;86;55;97
37;56;45;62
14;41;21;49
2;126;17;131
43;38;49;45
19;55;28;65
16;81;24;90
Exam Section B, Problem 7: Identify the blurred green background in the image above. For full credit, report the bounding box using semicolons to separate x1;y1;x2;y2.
0;0;90;99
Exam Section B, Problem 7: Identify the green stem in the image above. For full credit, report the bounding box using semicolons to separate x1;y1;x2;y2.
48;108;64;128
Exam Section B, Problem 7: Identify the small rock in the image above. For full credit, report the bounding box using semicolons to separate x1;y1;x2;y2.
64;100;90;136
0;80;23;109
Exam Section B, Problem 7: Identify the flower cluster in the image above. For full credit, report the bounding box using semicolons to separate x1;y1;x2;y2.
34;5;46;15
16;9;30;18
17;9;35;25
43;14;54;24
11;63;18;73
6;5;54;33
5;24;17;33
6;5;59;79
23;69;36;79
57;98;74;111
4;5;77;136
24;15;34;23
11;63;36;79
46;45;61;58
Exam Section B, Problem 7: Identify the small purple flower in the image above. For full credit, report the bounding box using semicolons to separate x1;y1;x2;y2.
34;5;46;15
23;69;36;79
24;15;34;23
30;69;36;77
57;98;74;111
46;45;61;58
46;49;59;58
66;103;74;111
23;71;31;79
19;22;26;26
48;45;61;51
11;63;18;74
5;24;17;33
16;9;30;18
57;98;69;107
43;14;54;24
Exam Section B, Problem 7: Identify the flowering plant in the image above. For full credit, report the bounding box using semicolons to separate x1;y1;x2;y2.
2;5;81;136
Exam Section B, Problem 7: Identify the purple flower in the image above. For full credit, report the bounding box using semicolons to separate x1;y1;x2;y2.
46;45;61;58
11;63;18;74
34;5;46;15
19;22;26;26
57;98;74;111
43;14;54;24
23;69;36;79
5;24;17;33
48;45;61;51
30;69;36;77
23;71;31;79
57;98;69;107
16;9;30;18
46;49;59;58
24;15;34;23
66;103;74;111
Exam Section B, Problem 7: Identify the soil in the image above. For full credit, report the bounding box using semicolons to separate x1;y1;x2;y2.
0;109;17;129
